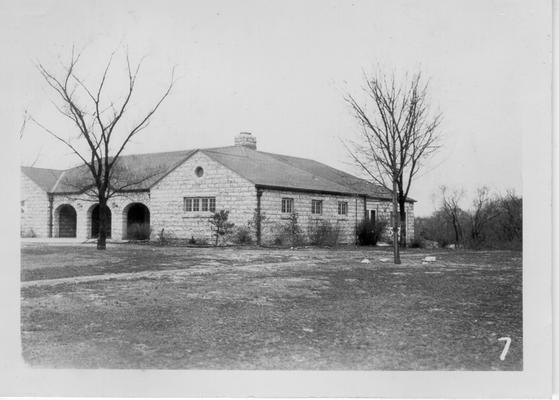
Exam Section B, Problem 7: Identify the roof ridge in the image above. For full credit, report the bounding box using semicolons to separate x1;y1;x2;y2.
206;146;353;193
147;149;199;189
200;148;257;185
263;151;402;199
58;148;196;174
21;166;65;173
261;150;381;190
50;170;67;193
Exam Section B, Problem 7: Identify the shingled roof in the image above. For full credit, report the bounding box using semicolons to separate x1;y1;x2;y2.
51;150;196;193
21;145;411;201
203;146;401;200
20;167;64;192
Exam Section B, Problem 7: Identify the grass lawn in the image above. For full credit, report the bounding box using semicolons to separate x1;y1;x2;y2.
21;243;522;370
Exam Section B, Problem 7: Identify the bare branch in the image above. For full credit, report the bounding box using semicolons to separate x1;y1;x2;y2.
29;116;90;167
34;48;174;249
344;70;442;254
18;109;31;139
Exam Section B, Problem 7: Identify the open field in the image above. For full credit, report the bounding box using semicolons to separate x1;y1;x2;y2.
21;243;522;370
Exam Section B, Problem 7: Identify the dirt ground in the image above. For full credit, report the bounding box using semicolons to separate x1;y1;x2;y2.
21;243;522;370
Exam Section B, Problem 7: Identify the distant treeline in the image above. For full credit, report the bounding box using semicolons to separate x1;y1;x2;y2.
415;187;522;250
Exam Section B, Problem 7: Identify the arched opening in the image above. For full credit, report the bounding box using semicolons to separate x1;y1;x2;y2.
56;204;77;238
123;203;150;240
90;204;112;238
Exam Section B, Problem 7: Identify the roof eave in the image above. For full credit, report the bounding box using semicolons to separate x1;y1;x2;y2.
146;149;200;189
49;188;151;195
255;184;360;197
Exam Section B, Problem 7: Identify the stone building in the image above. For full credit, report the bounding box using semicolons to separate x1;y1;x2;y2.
20;133;415;244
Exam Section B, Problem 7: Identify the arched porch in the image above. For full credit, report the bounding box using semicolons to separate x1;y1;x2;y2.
122;202;150;240
54;204;77;238
88;204;112;239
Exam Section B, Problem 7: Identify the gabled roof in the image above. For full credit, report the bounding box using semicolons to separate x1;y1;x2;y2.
51;150;196;193
201;146;403;200
260;151;395;199
21;150;196;194
202;146;353;195
20;167;64;192
21;145;413;201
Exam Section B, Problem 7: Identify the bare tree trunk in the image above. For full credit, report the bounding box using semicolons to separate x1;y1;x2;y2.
392;177;401;264
451;215;461;246
398;197;407;247
97;200;108;250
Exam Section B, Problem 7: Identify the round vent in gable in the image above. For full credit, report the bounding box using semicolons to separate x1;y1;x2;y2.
195;166;204;177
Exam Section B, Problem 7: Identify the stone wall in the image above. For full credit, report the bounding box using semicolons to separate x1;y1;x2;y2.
31;151;415;245
150;151;257;242
259;189;364;244
365;198;415;243
20;173;50;237
51;192;150;240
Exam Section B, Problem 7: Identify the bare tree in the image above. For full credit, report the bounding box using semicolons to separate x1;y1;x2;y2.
439;185;465;247
31;47;175;250
345;71;441;263
498;190;522;242
469;186;500;246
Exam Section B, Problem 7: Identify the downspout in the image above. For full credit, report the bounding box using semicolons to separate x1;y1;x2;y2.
48;194;54;238
256;188;263;245
354;195;359;244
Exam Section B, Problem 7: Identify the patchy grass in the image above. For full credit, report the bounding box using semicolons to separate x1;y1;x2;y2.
21;244;522;370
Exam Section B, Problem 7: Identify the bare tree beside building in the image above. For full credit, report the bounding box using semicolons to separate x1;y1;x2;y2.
31;47;175;249
345;71;441;263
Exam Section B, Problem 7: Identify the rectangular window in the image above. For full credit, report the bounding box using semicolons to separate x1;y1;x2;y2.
338;201;348;215
311;199;322;215
281;198;294;213
184;197;216;212
184;198;192;212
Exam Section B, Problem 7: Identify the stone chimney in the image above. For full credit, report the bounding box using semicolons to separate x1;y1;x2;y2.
234;132;257;150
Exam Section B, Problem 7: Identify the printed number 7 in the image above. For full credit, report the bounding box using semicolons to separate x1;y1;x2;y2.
498;337;511;361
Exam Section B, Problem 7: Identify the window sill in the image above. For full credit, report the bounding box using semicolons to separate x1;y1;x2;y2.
183;212;214;218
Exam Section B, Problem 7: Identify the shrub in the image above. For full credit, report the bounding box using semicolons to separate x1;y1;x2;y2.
234;226;253;245
156;228;179;245
192;237;209;246
307;219;340;246
356;219;387;246
410;237;423;248
274;213;304;246
209;210;235;246
188;236;197;245
128;223;151;240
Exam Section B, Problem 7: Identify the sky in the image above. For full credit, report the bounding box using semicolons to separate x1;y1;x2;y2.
2;0;550;216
